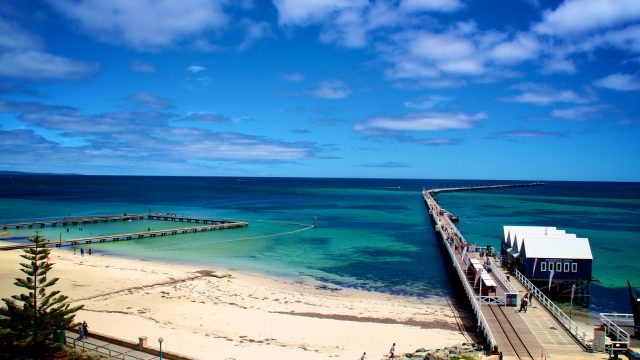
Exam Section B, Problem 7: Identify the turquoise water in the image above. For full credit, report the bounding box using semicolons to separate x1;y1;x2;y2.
1;176;638;314
436;186;640;314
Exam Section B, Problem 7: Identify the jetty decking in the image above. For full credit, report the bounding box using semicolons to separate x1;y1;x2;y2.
423;184;601;360
1;214;146;230
0;214;249;251
147;214;233;224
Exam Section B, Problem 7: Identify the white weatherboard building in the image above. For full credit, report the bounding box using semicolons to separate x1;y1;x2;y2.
501;226;593;282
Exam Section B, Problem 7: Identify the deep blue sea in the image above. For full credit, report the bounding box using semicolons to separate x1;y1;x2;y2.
1;175;638;316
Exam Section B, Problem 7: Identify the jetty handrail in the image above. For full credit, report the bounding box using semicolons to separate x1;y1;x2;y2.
477;295;505;305
513;268;591;349
426;182;544;195
489;260;519;294
599;313;631;345
438;216;497;349
66;335;145;360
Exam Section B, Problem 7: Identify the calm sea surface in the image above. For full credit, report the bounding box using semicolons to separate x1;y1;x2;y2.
1;176;638;315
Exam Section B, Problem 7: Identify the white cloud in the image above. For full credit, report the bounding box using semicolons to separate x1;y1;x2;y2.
504;83;592;105
0;50;98;80
403;95;451;109
282;72;305;82
47;0;228;50
535;0;640;36
384;25;546;85
550;105;601;120
541;56;577;74
594;73;640;91
308;80;351;99
273;0;407;48
237;20;271;50
4;99;317;166
187;65;207;73
488;33;540;64
273;0;366;25
125;93;174;110
191;38;221;52
404;31;486;76
0;18;97;81
0;18;43;50
400;0;462;13
492;129;564;139
410;32;475;61
354;111;487;132
130;60;156;73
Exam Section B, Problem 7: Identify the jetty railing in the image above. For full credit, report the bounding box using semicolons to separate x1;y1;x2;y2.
438;215;497;349
488;259;519;295
599;313;631;348
65;335;145;360
478;295;505;305
513;268;591;350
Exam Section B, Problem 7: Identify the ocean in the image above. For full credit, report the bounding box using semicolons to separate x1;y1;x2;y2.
1;175;638;316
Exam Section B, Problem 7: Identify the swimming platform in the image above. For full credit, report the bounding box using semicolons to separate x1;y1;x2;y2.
0;214;249;251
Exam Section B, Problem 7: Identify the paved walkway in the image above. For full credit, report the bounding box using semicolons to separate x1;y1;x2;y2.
66;331;161;360
494;266;611;360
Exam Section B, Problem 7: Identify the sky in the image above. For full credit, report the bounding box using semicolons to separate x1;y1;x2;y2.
0;0;639;181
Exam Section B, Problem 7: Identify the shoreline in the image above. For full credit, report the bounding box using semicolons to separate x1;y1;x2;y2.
0;240;474;359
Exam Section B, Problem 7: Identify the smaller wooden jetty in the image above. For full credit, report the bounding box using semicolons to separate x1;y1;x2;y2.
0;213;249;251
147;214;232;224
2;214;145;230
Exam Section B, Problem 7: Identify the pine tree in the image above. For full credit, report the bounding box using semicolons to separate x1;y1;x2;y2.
0;233;83;350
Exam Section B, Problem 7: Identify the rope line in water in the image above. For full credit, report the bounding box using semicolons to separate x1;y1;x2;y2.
125;224;315;254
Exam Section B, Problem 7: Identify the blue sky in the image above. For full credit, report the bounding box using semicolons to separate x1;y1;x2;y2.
0;0;639;181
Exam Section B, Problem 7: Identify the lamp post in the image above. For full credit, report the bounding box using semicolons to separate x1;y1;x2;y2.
158;337;163;360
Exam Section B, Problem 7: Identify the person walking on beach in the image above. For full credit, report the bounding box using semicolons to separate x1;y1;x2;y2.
80;247;84;257
82;321;89;339
88;247;92;255
360;351;366;360
73;246;76;255
389;343;396;358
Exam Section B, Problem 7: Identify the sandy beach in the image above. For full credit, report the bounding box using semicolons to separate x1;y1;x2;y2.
0;241;473;359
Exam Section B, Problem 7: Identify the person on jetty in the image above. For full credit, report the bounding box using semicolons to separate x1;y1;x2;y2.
389;343;396;358
519;296;528;312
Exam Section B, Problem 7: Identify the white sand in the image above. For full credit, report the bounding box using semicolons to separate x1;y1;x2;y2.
0;242;471;359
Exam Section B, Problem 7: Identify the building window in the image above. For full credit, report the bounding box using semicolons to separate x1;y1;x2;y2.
564;262;570;272
571;263;577;272
541;262;547;271
556;262;562;272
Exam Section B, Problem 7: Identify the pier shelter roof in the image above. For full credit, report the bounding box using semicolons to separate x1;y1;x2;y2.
503;226;567;252
503;226;559;247
521;236;593;260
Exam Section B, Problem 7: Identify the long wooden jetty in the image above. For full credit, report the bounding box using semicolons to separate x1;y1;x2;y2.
427;182;544;194
423;183;599;360
0;214;249;251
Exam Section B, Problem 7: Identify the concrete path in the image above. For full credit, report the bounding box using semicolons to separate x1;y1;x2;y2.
496;267;610;360
66;331;161;360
